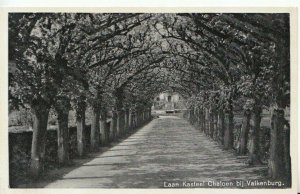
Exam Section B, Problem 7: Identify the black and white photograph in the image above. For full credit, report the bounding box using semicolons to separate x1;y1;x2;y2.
4;9;297;191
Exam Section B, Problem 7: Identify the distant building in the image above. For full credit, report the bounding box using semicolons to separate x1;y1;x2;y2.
152;91;185;112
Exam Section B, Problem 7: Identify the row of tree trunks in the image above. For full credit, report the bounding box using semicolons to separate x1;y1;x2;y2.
29;88;152;178
187;99;290;183
186;98;234;151
95;106;152;145
188;103;260;157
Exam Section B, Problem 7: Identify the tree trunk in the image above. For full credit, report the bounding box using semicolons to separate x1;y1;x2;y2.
186;109;190;121
197;107;202;131
110;110;117;140
136;109;140;127
76;102;86;158
248;106;262;165
134;110;137;128
218;109;225;145
145;108;148;121
131;111;135;129
122;110;125;132
202;108;205;132
189;108;194;124
90;106;100;151
128;109;133;130
57;110;70;165
194;107;199;129
237;109;251;155
204;107;209;136
198;107;204;131
224;110;234;150
139;109;142;126
209;107;214;138
100;108;108;146
268;21;290;180
139;109;143;126
148;108;151;120
223;92;234;150
142;110;145;124
268;108;286;179
116;110;124;137
197;107;201;128
30;103;50;178
114;88;124;137
142;109;146;123
132;110;136;128
140;110;144;124
213;110;218;140
283;119;291;185
54;97;71;166
124;109;129;131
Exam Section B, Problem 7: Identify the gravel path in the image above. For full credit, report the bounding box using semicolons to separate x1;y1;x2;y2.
45;116;267;188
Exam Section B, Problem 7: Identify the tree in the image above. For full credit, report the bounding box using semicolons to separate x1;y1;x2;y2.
9;13;65;176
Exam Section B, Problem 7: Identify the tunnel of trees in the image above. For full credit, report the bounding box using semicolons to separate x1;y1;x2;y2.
9;13;291;184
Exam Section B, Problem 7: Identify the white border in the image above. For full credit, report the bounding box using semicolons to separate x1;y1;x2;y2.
0;0;299;7
0;5;298;194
